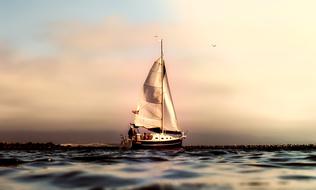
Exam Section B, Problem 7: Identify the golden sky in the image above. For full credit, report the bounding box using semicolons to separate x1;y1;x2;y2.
1;1;316;144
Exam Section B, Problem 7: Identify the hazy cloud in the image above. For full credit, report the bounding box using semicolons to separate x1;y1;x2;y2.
1;2;316;144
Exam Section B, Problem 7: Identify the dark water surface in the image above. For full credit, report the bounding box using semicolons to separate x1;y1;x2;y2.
1;149;316;190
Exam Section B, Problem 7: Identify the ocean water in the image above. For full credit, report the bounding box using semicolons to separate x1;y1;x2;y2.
0;148;316;190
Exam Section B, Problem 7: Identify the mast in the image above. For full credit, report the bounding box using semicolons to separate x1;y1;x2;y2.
161;39;164;134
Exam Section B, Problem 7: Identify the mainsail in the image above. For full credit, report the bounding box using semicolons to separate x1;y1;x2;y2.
133;55;180;132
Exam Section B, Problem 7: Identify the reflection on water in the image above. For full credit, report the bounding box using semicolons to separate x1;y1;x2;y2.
0;149;316;190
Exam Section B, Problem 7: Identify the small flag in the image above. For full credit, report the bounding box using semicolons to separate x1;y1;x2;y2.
132;110;139;114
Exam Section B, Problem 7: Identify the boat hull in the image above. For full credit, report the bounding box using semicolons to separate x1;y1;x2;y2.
132;139;182;149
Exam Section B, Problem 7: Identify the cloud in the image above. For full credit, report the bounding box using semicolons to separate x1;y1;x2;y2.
1;9;316;143
0;44;132;129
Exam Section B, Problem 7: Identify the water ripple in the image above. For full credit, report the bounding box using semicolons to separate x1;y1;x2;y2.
0;149;316;189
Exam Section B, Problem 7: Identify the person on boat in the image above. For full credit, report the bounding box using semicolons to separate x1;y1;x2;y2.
128;125;134;139
128;123;138;139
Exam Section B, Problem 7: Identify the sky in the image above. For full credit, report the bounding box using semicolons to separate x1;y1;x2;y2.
1;0;316;144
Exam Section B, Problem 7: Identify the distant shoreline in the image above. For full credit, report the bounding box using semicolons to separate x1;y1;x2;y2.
0;142;316;151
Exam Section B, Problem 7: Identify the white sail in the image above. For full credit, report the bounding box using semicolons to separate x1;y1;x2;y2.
134;58;163;129
134;57;180;132
162;72;180;131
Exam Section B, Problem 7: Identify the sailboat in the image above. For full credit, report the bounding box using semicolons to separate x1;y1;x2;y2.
124;40;186;148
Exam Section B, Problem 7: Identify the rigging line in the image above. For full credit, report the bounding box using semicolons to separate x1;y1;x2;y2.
161;39;164;134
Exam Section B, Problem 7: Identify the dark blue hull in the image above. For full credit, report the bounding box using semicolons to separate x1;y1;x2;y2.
132;139;182;149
